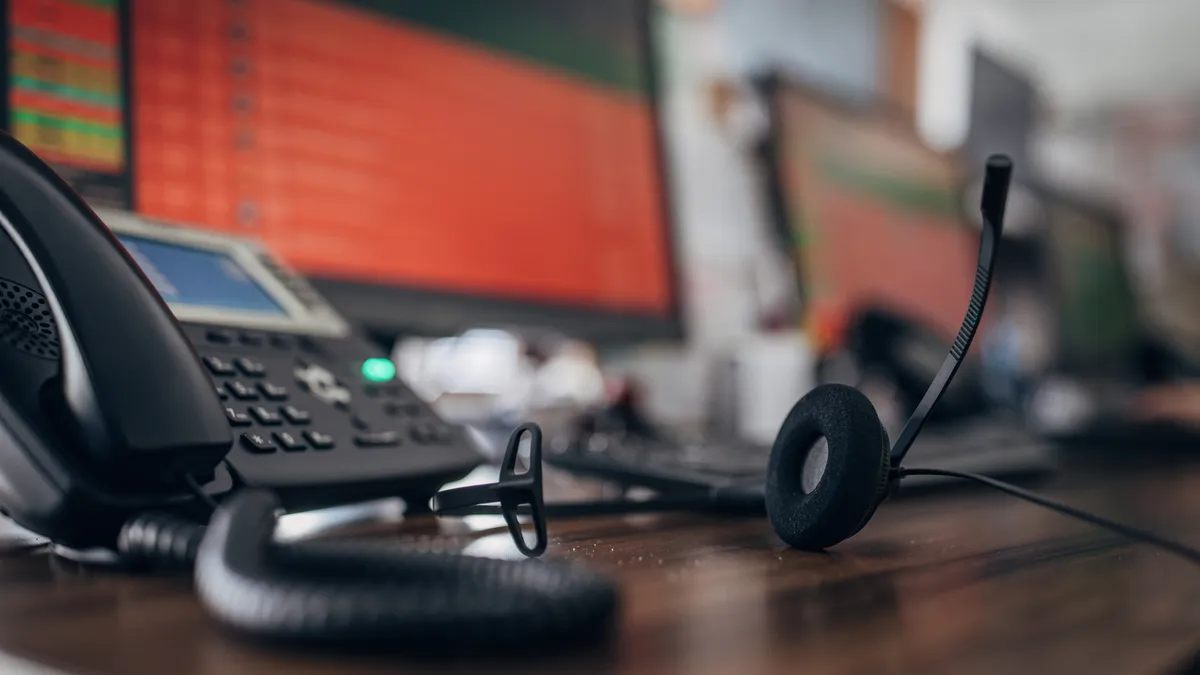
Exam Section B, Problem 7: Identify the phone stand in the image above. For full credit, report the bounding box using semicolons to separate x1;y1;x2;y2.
432;423;548;557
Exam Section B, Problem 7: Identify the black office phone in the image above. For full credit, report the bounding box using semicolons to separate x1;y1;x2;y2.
0;132;480;550
94;208;481;511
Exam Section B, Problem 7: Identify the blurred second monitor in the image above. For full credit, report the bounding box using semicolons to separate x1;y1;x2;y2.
1026;192;1179;440
758;73;988;423
6;0;680;344
759;75;978;352
1042;195;1141;381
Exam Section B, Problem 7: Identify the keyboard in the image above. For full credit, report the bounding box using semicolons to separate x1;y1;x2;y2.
546;416;1058;497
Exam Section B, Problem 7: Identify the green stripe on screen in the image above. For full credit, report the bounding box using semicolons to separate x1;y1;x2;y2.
336;0;648;95
12;109;123;138
817;155;960;218
13;77;122;108
791;214;816;246
75;0;117;8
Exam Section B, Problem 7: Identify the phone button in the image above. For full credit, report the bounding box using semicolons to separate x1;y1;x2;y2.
249;406;282;425
410;423;439;444
354;431;400;448
241;432;277;453
258;382;289;401
225;381;259;400
281;405;311;424
235;357;267;377
203;356;238;376
239;332;265;347
385;401;421;417
206;329;234;344
224;407;252;426
303;430;335;450
274;431;306;452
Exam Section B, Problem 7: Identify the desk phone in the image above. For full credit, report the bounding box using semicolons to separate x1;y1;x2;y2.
0;137;480;549
98;209;481;510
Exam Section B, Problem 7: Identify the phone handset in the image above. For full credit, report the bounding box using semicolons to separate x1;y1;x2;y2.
0;134;230;484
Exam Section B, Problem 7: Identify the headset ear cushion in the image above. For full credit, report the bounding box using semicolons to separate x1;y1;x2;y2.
765;383;891;551
850;422;892;537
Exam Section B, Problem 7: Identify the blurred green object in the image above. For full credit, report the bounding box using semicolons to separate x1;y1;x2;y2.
1046;194;1140;375
361;358;397;383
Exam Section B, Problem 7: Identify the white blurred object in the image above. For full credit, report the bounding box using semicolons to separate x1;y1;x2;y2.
1027;377;1096;433
398;329;522;398
530;342;605;408
0;517;47;551
736;331;814;445
274;499;407;544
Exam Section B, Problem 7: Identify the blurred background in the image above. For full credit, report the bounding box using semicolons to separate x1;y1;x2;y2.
12;0;1200;463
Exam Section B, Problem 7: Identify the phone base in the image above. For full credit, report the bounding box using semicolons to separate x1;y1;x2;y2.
0;518;48;552
52;544;122;567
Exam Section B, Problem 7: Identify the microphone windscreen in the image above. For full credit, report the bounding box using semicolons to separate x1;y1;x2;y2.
981;154;1013;230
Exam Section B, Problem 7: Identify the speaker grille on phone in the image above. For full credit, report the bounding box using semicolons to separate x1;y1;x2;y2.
0;278;60;360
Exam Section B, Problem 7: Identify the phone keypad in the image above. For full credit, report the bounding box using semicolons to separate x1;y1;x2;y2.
258;382;289;400
354;431;401;448
204;356;238;376
281;405;310;424
241;432;277;453
275;431;306;452
202;331;457;459
225;381;259;400
304;430;335;449
249;406;283;426
235;357;267;377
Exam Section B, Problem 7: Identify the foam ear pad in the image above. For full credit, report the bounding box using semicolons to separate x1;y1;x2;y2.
765;383;891;550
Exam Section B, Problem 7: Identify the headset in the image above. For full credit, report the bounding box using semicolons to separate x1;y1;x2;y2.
438;154;1200;584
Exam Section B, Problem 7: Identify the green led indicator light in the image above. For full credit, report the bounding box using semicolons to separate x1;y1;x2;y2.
361;358;396;382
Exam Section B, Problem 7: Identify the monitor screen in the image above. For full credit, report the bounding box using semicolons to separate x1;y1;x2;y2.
1042;196;1139;375
965;49;1036;179
7;0;129;207
5;0;678;342
116;234;287;316
768;80;977;347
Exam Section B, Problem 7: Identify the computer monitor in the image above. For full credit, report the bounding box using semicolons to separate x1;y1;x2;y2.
3;0;681;344
1040;192;1140;377
758;74;978;349
965;49;1037;181
4;0;129;206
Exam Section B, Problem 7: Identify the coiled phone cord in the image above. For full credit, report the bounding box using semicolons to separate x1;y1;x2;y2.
112;430;1200;652
116;490;618;651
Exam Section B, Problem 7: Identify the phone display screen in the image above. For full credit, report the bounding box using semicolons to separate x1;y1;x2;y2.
117;235;287;316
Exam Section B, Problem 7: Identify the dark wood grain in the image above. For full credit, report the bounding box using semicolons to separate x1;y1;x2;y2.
0;464;1199;675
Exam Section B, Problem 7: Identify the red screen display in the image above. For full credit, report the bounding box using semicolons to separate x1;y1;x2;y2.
128;0;673;317
774;86;977;346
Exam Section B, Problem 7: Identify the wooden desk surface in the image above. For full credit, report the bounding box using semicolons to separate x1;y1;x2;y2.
1;463;1199;675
